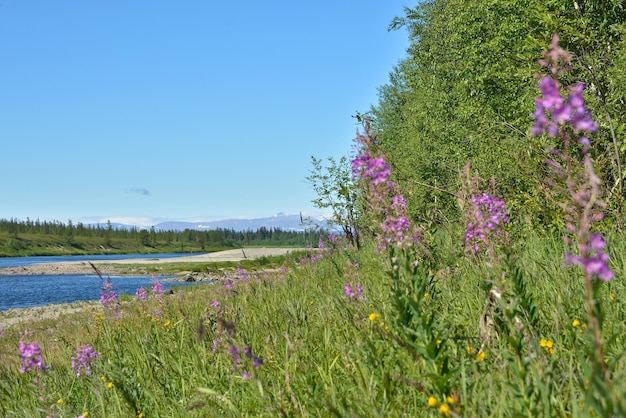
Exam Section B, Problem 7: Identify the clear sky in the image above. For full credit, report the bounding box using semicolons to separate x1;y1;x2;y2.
0;1;410;227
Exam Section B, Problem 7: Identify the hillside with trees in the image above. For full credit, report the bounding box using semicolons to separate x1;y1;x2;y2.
0;218;322;256
369;0;625;229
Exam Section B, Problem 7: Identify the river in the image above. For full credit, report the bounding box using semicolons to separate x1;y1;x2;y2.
0;253;204;310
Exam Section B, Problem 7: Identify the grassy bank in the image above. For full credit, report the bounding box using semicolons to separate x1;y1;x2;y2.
1;230;624;416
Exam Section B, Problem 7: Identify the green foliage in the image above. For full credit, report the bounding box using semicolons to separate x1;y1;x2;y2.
371;0;626;226
307;156;362;247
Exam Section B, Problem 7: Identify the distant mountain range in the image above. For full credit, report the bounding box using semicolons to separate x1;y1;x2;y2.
99;214;332;232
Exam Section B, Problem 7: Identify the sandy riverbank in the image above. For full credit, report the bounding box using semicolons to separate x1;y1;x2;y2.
0;247;302;276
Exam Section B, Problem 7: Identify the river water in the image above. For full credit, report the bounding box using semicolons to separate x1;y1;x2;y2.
0;253;204;310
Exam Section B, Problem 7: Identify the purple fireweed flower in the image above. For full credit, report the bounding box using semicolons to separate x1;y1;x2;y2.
391;195;407;210
351;153;370;177
356;283;363;298
224;279;233;289
351;117;421;252
343;282;364;301
532;77;597;137
135;287;148;302
568;84;597;133
532;35;611;283
465;193;509;252
71;344;99;377
344;283;356;298
253;356;264;368
152;281;164;295
473;193;509;227
381;215;411;246
351;152;391;185
100;290;118;306
229;345;242;368
532;36;597;140
367;157;391;185
19;341;48;373
100;279;118;309
565;233;614;281
210;300;220;308
243;346;264;368
311;252;323;263
237;266;249;281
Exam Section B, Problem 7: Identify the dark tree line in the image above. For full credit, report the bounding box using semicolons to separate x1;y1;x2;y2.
0;218;323;249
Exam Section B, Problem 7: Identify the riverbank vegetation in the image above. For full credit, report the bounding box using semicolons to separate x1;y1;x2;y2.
0;218;322;257
2;1;625;416
1;228;624;416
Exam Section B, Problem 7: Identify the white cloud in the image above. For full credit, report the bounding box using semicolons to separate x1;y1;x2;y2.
128;187;150;196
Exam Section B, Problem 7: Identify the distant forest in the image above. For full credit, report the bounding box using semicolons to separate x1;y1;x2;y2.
0;218;323;255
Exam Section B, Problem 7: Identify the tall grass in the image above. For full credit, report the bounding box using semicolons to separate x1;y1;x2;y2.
0;232;623;416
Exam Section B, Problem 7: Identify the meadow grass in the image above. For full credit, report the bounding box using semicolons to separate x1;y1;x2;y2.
0;229;624;417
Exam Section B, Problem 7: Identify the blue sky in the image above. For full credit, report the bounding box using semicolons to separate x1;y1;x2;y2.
0;1;410;227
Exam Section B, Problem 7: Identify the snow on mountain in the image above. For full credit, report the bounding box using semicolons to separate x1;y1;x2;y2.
85;213;331;232
149;214;329;232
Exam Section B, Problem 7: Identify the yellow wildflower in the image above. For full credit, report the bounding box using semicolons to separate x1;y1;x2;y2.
57;399;63;404
540;339;555;354
427;396;438;407
572;319;581;327
439;403;450;417
446;395;455;405
476;351;486;361
163;320;171;327
369;312;379;322
81;413;89;417
100;376;106;382
107;382;114;389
